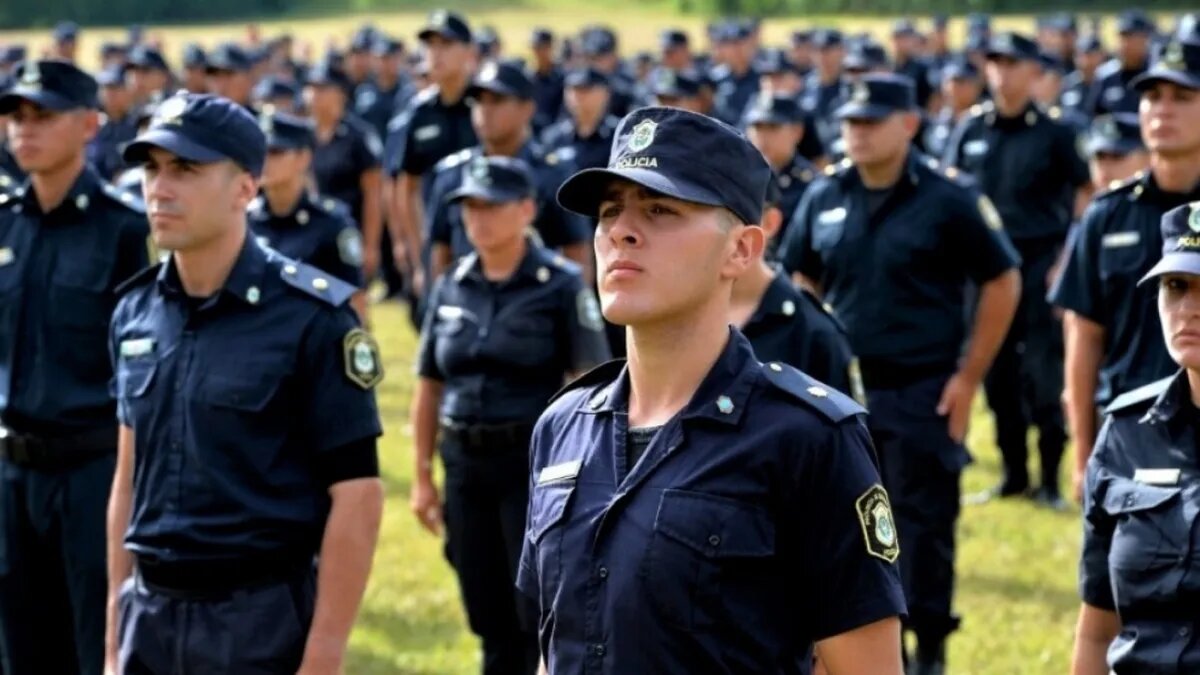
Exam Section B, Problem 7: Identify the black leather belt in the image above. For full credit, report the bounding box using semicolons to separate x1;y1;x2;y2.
0;426;117;470
136;552;315;600
439;418;535;453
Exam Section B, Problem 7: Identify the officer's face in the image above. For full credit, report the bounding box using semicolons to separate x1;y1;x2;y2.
184;67;208;94
595;180;761;326
1033;70;1063;105
303;84;345;120
142;149;257;252
661;46;690;71
943;77;982;110
1075;49;1104;75
100;83;133;116
345;52;370;80
653;95;703;114
208;70;252;104
375;54;403;81
984;56;1037;102
1159;273;1200;369
462;197;535;252
763;71;802;95
817;46;844;77
6;101;98;173
565;85;610;120
261;148;310;189
842;113;916;166
1140;82;1200;157
748;122;803;168
1117;33;1150;65
789;44;813;67
470;92;533;144
1089;150;1149;187
423;36;472;83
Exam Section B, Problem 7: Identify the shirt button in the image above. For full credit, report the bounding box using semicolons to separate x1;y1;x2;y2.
592;644;606;657
708;535;721;547
597;566;608;580
1179;627;1190;637
1124;495;1136;507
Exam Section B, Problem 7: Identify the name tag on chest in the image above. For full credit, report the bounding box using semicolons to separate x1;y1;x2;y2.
964;139;989;157
414;124;442;142
0;247;13;267
1101;231;1140;248
120;338;155;358
1133;468;1181;486
538;460;582;485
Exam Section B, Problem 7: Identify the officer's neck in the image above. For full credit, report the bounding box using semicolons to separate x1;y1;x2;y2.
574;109;604;137
1150;154;1200;194
991;94;1033;119
855;150;908;190
478;236;527;282
174;225;247;298
29;153;86;214
437;72;470;105
263;180;305;217
624;298;731;428
1188;369;1200;409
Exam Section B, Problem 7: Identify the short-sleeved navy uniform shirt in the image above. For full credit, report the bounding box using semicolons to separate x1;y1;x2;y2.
517;330;905;674
248;192;365;288
109;238;383;564
383;86;477;181
0;167;149;435
311;114;382;227
780;153;1020;371
1086;59;1147;117
1049;172;1197;404
427;144;590;258
1081;372;1200;673
539;115;621;173
417;245;610;424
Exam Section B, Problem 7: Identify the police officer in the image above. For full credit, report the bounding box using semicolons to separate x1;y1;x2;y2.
250;109;367;319
385;9;477;299
540;67;620;173
180;43;209;94
126;45;172;106
1082;113;1149;189
426;61;590;281
925;58;983;159
781;75;1021;674
1087;10;1156;117
524;105;906;674
649;68;704;113
0;59;150;675
51;22;79;63
90;64;139;180
106;93;384;674
709;21;760;126
804;30;847;157
732;176;859;400
1061;34;1104;115
744;93;817;242
891;19;933;109
943;32;1091;507
253;75;300;113
1072;202;1200;675
411;155;609;675
528;29;564;135
1050;36;1200;501
205;42;256;110
578;26;635;119
304;60;384;285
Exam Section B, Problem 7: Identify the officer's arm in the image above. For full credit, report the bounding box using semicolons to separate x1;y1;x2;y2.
1070;603;1120;675
359;168;383;278
960;268;1020;382
393;172;425;281
1063;313;1104;479
104;425;136;670
430;243;452;282
814;617;904;675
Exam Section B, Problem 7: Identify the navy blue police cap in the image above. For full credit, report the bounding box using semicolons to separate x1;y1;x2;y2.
564;66;610;89
99;42;126;61
206;43;252;73
372;37;404;57
1117;10;1156;35
844;41;889;71
531;28;554;48
1039;51;1068;75
418;10;472;44
581;27;618;56
813;29;844;49
1086;113;1145;156
986;32;1041;61
757;48;801;76
445;155;536;204
259;108;315;151
350;27;376;53
122;93;267;177
1077;34;1104;53
305;60;353;96
53;22;79;44
834;73;916;121
129;45;169;72
557;106;771;226
652;69;702;99
791;30;814;46
967;13;992;34
0;60;98;113
942;56;980;80
467;60;534;100
1131;37;1200;91
1;45;27;67
892;19;918;37
932;14;949;31
660;29;689;51
1140;202;1200;284
252;75;298;103
743;92;806;126
182;43;207;69
96;64;128;88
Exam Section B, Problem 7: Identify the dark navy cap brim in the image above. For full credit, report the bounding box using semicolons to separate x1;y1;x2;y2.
1087;138;1143;156
1139;252;1200;285
835;102;903;121
745;111;804;126
466;82;527;100
0;87;83;114
418;28;466;43
556;166;726;218
1131;69;1200;92
122;129;232;167
445;185;531;204
985;48;1037;61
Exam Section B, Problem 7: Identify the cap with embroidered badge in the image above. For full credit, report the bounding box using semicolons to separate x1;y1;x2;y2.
986;32;1041;61
128;45;170;72
891;18;918;37
757;48;802;76
445;155;536;205
844;41;889;71
1139;202;1200;284
812;29;844;49
96;63;128;88
1;45;27;67
122;93;267;177
259;108;316;151
0;59;99;113
372;37;404;57
1117;10;1156;35
466;60;534;100
941;56;980;80
182;43;207;69
531;28;554;48
744;92;807;126
660;29;689;51
651;68;702;99
581;27;618;56
563;66;610;89
53;22;79;44
1076;34;1104;53
791;30;814;45
305;60;353;96
556;106;771;226
1130;35;1200;91
475;26;501;57
967;13;992;34
834;73;916;121
349;27;376;53
206;42;252;73
1086;113;1145;157
418;10;472;44
253;75;299;104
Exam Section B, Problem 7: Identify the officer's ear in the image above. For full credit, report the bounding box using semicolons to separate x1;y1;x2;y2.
78;108;101;144
719;210;764;281
760;205;784;242
900;111;921;139
230;164;259;211
516;196;537;224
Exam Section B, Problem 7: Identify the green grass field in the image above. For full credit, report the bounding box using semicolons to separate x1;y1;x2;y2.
358;300;1081;675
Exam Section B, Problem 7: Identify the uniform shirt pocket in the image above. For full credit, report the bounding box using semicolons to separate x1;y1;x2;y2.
641;489;776;631
527;482;576;607
1101;478;1186;574
115;357;158;425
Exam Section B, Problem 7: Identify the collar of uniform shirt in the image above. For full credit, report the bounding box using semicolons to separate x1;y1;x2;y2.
748;270;797;324
1130;170;1200;207
836;150;923;191
581;328;756;426
455;240;546;287
156;233;273;306
1141;369;1190;425
15;164;101;218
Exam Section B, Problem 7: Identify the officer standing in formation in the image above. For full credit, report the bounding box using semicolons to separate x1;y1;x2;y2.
1072;202;1200;675
539;66;621;174
0;59;150;675
249;108;368;318
782;74;1021;674
107;93;384;674
411;155;609;675
943;31;1091;508
743;92;818;249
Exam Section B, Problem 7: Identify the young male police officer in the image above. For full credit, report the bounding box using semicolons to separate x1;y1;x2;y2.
521;106;907;674
0;59;150;675
105;93;384;674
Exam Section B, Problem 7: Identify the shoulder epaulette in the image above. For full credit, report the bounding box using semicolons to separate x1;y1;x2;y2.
1105;376;1174;415
798;286;848;334
549;359;626;405
434;148;476;172
1097;171;1144;199
315;195;350;217
452;252;479;282
101;183;145;213
279;260;356;306
114;262;163;296
760;361;865;423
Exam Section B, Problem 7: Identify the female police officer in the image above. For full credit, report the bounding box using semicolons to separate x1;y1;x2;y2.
409;155;609;675
1072;201;1200;674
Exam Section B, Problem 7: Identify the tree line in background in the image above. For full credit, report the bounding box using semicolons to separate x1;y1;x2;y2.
0;0;1194;29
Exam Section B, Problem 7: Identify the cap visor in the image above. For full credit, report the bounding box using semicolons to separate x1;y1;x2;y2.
0;88;79;114
266;140;311;152
556;167;725;218
466;82;523;100
445;186;529;205
418;28;460;42
122;129;230;166
835;102;897;121
1131;69;1200;92
1087;139;1142;156
746;113;800;126
1138;253;1200;285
